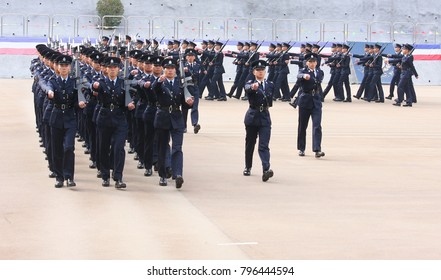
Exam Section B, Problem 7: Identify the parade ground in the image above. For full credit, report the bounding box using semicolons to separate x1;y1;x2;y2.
1;79;440;260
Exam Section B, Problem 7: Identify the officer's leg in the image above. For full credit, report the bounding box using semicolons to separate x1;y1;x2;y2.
217;74;227;98
257;125;271;172
376;76;384;101
322;72;334;97
98;126;112;180
170;127;184;178
409;78;417;103
280;74;290;100
112;118;128;181
311;106;323;152
136;117;145;165
297;107;311;152
245;125;258;170
156;128;169;179
62;126;76;180
355;72;368;98
44;123;54;173
191;90;200;126
51;126;64;182
344;76;351;101
143;116;155;171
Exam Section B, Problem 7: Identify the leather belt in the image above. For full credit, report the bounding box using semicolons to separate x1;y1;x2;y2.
159;105;181;113
54;104;73;110
249;105;269;112
303;90;318;96
102;103;121;110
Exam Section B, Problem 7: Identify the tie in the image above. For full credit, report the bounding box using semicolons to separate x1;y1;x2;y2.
169;80;173;87
62;79;66;85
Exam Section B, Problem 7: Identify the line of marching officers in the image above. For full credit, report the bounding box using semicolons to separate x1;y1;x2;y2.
30;41;201;189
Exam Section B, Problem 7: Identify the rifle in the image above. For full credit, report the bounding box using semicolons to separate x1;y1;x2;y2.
152;36;165;55
245;40;264;65
178;50;194;101
274;42;295;63
209;39;230;64
317;41;329;54
335;43;356;65
369;43;389;67
409;44;417;55
123;57;133;106
73;55;87;103
107;30;116;47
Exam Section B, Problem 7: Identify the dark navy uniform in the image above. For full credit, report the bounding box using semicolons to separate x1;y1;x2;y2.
46;55;79;187
336;44;352;102
152;59;189;188
392;44;418;107
273;42;291;101
208;41;227;101
353;44;373;99
384;44;403;99
294;53;325;158
366;44;385;102
94;57;133;188
226;42;245;97
243;60;274;182
182;49;201;132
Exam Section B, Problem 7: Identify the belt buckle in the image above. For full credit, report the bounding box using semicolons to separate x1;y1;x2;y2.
110;104;115;110
259;105;264;112
61;104;66;110
169;105;173;113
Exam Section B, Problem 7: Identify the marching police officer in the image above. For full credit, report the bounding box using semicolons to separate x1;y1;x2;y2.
243;60;274;182
392;44;419;107
182;49;202;133
152;58;194;188
46;55;86;187
294;53;325;158
384;43;403;100
92;57;136;188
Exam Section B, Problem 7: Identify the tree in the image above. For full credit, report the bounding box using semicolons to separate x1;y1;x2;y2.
96;0;124;28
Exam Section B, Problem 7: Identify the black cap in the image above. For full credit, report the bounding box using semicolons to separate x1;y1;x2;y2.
136;39;144;45
50;52;62;62
251;59;267;69
129;50;141;57
306;43;312;48
395;43;402;48
153;39;159;45
102;36;109;41
182;40;189;45
304;52;319;62
185;49;197;56
208;40;215;45
150;56;164;66
237;41;244;47
167;41;173;46
98;55;108;65
201;40;208;45
107;57;121;66
282;42;290;48
336;43;343;48
215;41;223;47
276;43;282;47
369;44;374;49
403;44;414;51
250;41;258;47
244;42;250;47
56;55;72;65
140;54;153;63
374;43;382;49
125;35;131;41
189;41;197;48
162;58;177;68
145;39;151;45
92;53;103;63
342;44;350;49
331;43;337;48
269;43;276;49
114;35;119;40
312;44;320;49
173;40;180;46
364;44;370;48
300;43;306;48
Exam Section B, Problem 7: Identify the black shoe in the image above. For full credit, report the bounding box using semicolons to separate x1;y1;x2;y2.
194;124;201;134
298;150;305;157
39;138;43;143
227;92;233;98
217;97;227;101
262;169;274;182
315;151;325;158
281;98;290;102
159;177;167;186
144;169;152;176
66;179;76;187
385;95;393;100
403;103;412;107
205;96;214;100
241;96;248;101
394;98;400;103
84;148;90;154
55;179;63;188
115;180;126;189
243;168;251;176
289;102;297;109
82;143;87;148
77;137;84;142
333;98;343;102
392;102;401;106
89;162;97;169
134;154;139;160
175;176;184;189
48;172;56;178
97;171;102;178
166;167;173;179
137;162;144;169
343;99;352;103
153;163;158;172
39;143;44;147
102;179;110;187
353;95;360;100
128;148;135;154
232;95;240;100
375;100;384;103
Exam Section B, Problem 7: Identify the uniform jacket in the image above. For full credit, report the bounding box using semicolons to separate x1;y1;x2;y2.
47;76;78;129
243;79;274;127
296;68;323;110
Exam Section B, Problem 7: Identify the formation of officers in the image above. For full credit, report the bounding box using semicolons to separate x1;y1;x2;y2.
30;35;419;188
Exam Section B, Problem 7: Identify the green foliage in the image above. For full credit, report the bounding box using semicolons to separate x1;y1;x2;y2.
96;0;125;28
